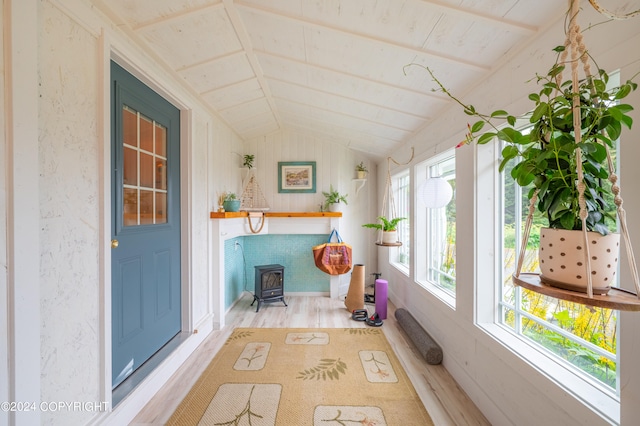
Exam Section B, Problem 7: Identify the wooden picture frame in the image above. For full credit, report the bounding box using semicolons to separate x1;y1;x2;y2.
278;161;316;193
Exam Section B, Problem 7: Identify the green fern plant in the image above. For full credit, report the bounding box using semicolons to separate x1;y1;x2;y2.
362;216;406;232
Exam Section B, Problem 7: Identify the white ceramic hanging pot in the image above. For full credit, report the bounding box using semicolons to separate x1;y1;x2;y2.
538;227;620;295
381;230;398;244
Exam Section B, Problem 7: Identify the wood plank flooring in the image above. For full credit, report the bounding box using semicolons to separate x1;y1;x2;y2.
131;293;490;425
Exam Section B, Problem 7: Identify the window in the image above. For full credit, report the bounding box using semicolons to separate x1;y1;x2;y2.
498;134;619;394
415;152;456;304
479;77;623;402
391;171;410;273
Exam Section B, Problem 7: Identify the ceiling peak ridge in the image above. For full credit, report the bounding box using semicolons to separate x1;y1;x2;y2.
222;0;282;129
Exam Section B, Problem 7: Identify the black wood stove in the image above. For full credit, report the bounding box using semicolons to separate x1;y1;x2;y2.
251;264;287;312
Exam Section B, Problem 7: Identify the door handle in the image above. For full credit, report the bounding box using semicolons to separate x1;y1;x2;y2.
111;239;119;249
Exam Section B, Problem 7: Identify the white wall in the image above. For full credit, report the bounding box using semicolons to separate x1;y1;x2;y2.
383;6;640;426
0;1;9;424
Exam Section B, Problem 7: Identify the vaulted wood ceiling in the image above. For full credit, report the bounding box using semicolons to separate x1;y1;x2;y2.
96;0;572;158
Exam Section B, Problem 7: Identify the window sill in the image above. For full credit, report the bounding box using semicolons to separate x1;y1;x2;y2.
391;262;410;278
476;322;619;425
415;279;456;310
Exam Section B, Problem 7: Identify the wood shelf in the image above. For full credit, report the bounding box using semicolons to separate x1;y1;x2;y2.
210;211;342;219
513;272;640;311
375;241;403;247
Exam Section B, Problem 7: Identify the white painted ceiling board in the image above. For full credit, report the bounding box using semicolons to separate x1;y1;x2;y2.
202;79;264;110
95;0;571;159
178;53;256;93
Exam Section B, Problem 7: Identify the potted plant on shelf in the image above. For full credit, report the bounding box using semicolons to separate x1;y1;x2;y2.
356;161;368;179
362;216;407;245
222;192;241;212
421;40;637;294
243;154;255;169
322;185;348;212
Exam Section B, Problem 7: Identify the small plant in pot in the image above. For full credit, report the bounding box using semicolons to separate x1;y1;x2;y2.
243;154;255;169
421;44;638;294
362;216;407;245
356;161;368;179
222;192;241;212
322;185;348;212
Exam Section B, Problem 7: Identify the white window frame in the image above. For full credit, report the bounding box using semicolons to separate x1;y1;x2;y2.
390;170;410;275
415;150;456;308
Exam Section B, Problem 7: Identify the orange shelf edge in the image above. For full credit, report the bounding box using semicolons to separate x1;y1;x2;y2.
210;211;342;219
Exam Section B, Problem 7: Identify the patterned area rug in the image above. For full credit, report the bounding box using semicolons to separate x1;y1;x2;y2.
167;328;434;425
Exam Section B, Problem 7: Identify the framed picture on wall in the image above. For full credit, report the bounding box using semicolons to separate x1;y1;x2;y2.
278;161;316;193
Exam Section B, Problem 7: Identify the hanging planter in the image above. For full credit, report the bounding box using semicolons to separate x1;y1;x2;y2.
381;230;398;245
412;0;640;309
363;148;413;247
539;228;620;295
362;216;406;246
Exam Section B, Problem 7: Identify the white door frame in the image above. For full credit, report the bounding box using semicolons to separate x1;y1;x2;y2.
97;33;197;423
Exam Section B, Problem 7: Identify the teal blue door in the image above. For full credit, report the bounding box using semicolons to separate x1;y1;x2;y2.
111;62;181;388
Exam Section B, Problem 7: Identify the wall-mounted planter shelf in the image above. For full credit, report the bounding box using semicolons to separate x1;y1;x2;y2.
352;179;367;196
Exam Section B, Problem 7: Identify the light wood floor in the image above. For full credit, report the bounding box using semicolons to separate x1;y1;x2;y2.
131;293;491;425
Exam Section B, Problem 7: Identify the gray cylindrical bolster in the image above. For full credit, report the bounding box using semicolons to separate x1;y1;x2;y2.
395;308;443;365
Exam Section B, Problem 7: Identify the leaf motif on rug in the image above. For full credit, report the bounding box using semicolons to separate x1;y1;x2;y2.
225;329;254;344
314;406;387;426
297;358;347;381
285;332;330;345
346;328;381;336
359;351;398;383
197;383;281;425
233;342;271;371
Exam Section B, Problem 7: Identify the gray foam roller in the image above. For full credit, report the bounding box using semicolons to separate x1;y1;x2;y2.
395;308;443;365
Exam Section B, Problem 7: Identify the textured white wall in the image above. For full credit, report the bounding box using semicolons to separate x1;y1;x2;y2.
38;3;102;424
384;5;640;426
0;0;9;420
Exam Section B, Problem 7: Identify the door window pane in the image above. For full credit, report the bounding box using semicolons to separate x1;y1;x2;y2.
139;190;153;225
156;159;167;191
123;187;138;227
123;108;137;147
123;147;137;186
155;124;166;157
156;193;167;224
140;152;154;188
139;115;153;152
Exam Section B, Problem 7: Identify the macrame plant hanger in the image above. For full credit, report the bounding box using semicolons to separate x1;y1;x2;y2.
240;168;270;234
376;148;414;246
514;0;640;310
